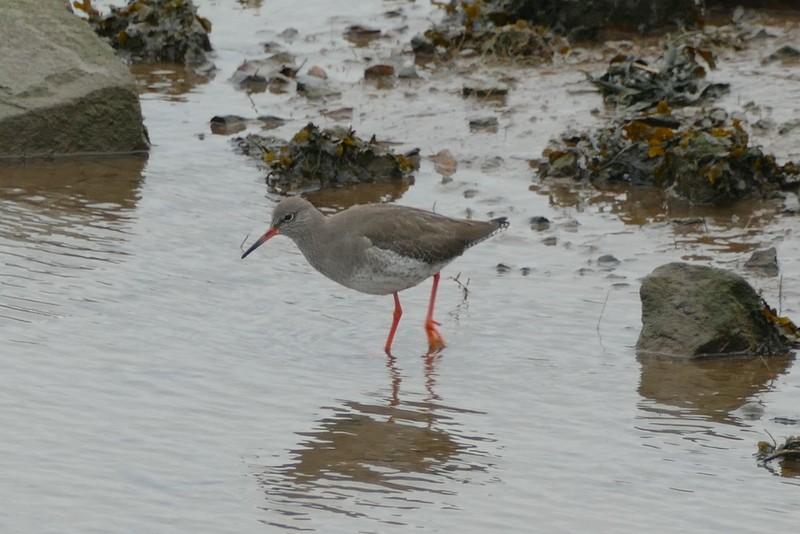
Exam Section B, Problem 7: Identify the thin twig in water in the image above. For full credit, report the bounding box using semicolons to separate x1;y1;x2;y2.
758;353;773;375
597;290;610;331
779;274;783;316
449;272;470;301
764;428;776;448
239;232;251;252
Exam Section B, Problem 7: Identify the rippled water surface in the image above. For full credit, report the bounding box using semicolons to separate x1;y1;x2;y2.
2;1;799;532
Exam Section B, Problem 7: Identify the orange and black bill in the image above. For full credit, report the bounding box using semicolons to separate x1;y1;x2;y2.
241;228;279;259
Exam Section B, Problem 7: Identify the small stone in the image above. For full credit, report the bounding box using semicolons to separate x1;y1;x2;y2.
257;115;286;130
410;35;435;55
364;64;395;79
296;75;341;99
529;216;550;231
469;116;499;133
596;254;621;270
462;80;509;97
778;119;800;135
322;107;354;121
397;65;420;79
210;115;246;135
307;65;328;79
430;149;457;177
745;247;779;277
496;263;511;273
344;25;381;46
764;44;800;64
542;236;557;246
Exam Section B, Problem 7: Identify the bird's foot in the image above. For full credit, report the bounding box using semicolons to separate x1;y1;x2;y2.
425;320;446;355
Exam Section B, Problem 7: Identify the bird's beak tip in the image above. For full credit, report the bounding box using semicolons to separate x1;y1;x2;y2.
241;227;278;259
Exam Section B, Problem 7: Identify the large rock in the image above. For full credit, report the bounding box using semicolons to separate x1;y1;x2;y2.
636;262;790;358
0;1;149;158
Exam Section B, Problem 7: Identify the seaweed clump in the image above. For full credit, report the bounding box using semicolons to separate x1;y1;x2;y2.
413;1;569;63
589;41;730;110
237;123;419;193
413;0;703;61
73;0;212;65
757;435;800;465
540;105;799;204
537;33;800;205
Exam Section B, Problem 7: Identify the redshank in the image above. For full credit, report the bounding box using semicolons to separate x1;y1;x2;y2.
241;197;508;354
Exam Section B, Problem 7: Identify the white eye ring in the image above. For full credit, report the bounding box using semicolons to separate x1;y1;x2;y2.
283;213;295;222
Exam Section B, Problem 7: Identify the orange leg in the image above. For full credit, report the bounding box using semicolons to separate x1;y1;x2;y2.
384;292;403;355
425;272;446;354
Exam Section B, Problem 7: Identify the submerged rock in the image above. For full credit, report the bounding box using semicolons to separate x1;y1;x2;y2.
636;262;793;358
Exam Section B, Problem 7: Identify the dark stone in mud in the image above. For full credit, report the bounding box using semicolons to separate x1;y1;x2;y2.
0;0;149;158
529;216;550;230
210;115;247;135
636;262;791;358
364;64;395;79
76;0;213;65
745;248;779;277
469;117;499;133
596;254;620;270
463;80;509;97
410;35;436;55
210;115;286;136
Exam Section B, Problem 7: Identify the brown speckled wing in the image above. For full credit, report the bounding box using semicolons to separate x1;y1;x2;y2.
351;205;507;265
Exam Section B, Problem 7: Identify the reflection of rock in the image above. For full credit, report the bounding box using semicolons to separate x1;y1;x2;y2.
129;63;213;97
0;156;146;323
0;0;149;157
0;156;146;222
636;263;792;358
638;353;794;424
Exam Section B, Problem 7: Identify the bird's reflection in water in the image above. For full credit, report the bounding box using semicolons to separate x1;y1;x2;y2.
256;353;495;528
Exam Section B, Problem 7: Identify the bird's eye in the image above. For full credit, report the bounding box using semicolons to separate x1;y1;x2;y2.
283;213;295;222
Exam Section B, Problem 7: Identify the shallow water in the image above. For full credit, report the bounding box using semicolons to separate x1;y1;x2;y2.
2;1;799;532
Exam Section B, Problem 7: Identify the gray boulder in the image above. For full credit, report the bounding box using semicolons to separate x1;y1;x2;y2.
636;262;790;358
0;0;149;158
